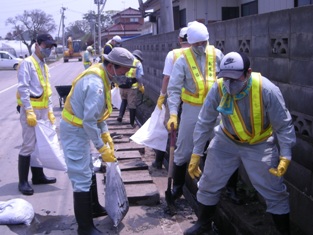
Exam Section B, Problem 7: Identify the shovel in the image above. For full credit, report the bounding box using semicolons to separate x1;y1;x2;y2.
165;123;177;215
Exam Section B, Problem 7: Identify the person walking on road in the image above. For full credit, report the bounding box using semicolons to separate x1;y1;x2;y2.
152;27;190;169
60;47;135;235
16;33;58;196
117;49;145;127
166;21;224;202
185;52;296;235
83;46;93;69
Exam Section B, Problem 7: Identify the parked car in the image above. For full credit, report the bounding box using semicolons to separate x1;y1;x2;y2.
0;51;23;70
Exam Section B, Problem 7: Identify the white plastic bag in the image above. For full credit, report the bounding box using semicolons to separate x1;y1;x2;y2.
31;120;67;171
111;87;122;109
105;162;129;227
0;198;34;225
130;105;168;151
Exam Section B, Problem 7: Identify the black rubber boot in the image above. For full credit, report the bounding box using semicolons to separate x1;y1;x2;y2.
74;191;102;235
129;109;136;127
117;99;127;122
152;150;165;169
225;169;243;205
171;163;187;200
31;167;56;185
18;155;34;195
91;174;107;218
272;213;290;235
184;203;217;235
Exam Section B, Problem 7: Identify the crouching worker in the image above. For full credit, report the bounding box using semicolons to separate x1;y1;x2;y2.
60;47;135;234
185;52;296;235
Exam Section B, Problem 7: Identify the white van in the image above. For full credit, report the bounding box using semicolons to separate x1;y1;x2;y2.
0;51;23;70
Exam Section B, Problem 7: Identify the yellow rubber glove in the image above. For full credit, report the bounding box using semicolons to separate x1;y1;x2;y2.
269;157;291;177
188;154;202;179
98;145;116;162
167;114;178;131
157;94;165;110
138;84;145;94
101;132;114;151
48;111;56;124
25;109;37;127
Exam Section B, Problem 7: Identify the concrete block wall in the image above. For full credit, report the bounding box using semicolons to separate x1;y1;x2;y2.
123;5;313;234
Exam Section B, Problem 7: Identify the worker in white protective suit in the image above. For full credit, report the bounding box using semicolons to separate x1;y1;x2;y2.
60;47;135;235
166;21;224;202
184;52;296;235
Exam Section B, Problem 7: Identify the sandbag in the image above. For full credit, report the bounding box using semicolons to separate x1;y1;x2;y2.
111;87;122;109
31;119;67;171
0;198;34;225
105;162;129;227
130;105;168;151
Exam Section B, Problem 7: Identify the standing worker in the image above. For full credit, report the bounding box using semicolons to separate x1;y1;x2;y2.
166;21;224;202
60;48;135;235
185;52;296;235
152;27;190;169
117;49;144;127
103;35;122;55
16;34;58;196
83;46;93;69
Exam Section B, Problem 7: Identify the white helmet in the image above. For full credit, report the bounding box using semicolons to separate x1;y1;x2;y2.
87;46;93;51
112;35;122;43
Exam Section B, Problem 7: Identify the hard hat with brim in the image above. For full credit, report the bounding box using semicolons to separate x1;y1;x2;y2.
103;47;136;68
218;52;250;79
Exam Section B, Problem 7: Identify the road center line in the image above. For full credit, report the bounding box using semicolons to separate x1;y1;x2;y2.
0;83;18;94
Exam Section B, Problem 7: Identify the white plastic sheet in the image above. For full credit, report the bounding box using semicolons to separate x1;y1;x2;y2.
105;162;129;227
31;120;67;171
0;198;34;225
130;105;168;151
111;87;122;109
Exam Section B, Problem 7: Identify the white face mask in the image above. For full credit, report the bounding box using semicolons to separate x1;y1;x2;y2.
40;47;51;58
223;79;247;95
108;65;128;85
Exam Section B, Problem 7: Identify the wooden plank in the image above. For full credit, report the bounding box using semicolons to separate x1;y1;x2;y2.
115;150;142;160
121;170;153;184
118;158;148;171
115;143;145;154
125;183;160;206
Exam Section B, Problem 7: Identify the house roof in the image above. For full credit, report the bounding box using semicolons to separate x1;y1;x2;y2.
105;23;142;32
112;7;141;19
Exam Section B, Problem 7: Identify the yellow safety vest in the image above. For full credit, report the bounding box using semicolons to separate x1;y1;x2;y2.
126;58;140;88
16;56;52;109
62;64;112;128
181;46;216;106
172;48;186;63
217;72;273;144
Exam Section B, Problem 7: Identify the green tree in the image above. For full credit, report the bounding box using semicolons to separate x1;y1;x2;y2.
5;9;56;55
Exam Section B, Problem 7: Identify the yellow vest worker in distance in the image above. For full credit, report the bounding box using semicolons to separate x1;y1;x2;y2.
16;33;57;196
166;21;224;202
59;48;135;235
117;49;145;128
184;52;296;235
83;46;93;69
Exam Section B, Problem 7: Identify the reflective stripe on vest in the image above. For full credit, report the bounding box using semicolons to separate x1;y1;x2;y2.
126;58;140;88
62;64;112;127
16;56;52;109
181;46;216;106
217;72;273;144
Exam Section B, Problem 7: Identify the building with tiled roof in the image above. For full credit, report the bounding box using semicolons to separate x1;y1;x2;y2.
101;7;144;43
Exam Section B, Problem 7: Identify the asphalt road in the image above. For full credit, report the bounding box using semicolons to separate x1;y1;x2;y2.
0;59;197;235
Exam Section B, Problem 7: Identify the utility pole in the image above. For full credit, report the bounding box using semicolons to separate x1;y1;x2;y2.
160;0;174;33
94;0;107;55
60;7;67;52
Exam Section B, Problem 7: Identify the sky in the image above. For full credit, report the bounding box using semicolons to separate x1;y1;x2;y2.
0;0;141;38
